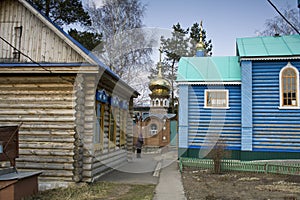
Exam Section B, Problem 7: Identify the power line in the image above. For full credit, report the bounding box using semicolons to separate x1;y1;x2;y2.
0;35;53;72
267;0;300;35
0;35;74;84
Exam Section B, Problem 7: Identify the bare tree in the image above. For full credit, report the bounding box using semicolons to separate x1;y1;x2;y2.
207;139;231;174
258;6;300;36
86;0;154;87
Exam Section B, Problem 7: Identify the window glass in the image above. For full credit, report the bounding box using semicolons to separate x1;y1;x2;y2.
205;90;228;108
282;68;297;106
150;124;157;136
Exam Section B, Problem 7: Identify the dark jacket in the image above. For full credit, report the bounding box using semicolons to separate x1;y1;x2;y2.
136;134;144;149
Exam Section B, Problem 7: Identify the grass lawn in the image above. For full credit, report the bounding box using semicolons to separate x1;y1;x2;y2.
26;182;156;200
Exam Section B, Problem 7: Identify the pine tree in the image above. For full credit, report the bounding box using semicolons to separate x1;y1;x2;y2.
68;29;103;51
156;22;213;113
28;0;104;51
28;0;91;26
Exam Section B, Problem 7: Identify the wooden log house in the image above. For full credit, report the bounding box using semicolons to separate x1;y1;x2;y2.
0;0;138;190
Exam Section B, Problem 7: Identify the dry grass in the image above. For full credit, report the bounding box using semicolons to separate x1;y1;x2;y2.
26;182;155;200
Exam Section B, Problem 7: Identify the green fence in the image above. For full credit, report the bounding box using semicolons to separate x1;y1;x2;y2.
179;157;300;176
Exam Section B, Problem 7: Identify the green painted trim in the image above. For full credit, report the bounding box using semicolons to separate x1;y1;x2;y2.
179;148;300;161
170;120;177;146
178;148;241;160
240;151;300;161
178;148;188;158
180;158;300;176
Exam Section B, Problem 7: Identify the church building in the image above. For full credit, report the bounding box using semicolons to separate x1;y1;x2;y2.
177;23;300;160
134;49;176;150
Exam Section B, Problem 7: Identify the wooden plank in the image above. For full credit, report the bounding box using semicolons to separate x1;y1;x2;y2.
0;109;74;115
19;149;74;156
17;156;74;163
19;136;74;143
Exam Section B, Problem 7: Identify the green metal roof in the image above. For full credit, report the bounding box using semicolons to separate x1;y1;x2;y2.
236;34;300;57
177;56;241;82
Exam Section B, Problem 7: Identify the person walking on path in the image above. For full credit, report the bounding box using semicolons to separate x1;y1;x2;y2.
135;133;144;158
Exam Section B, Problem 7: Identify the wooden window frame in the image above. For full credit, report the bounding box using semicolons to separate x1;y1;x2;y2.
120;110;127;147
109;107;117;150
95;101;105;151
279;62;300;109
204;89;229;109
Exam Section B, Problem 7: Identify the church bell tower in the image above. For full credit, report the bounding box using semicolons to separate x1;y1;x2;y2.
149;48;171;114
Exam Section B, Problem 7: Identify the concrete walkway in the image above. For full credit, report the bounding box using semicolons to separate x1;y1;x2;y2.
153;157;186;199
99;147;187;199
100;152;159;185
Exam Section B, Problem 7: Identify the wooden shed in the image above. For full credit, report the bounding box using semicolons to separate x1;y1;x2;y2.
0;0;138;190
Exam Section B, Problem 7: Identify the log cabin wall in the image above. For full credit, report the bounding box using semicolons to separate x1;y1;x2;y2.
0;72;136;188
0;74;77;190
0;0;138;188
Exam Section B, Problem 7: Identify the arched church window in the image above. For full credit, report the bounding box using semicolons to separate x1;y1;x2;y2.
280;62;299;108
155;99;159;106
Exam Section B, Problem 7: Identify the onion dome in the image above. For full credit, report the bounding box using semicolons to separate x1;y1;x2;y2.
149;67;171;97
149;48;170;97
196;21;206;57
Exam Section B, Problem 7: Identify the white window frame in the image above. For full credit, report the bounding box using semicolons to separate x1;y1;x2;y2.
204;89;229;109
279;62;300;109
150;123;158;136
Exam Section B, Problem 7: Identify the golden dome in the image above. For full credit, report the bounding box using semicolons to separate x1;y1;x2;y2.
149;76;171;96
149;48;171;97
149;77;171;91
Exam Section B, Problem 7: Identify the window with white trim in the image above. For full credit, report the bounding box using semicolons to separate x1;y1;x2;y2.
279;62;299;108
150;124;158;136
205;90;229;108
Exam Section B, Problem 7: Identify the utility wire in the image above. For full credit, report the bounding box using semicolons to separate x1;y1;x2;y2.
267;0;300;35
0;35;52;73
0;35;74;84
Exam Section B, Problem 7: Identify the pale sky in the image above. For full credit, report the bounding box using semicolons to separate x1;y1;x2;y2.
141;0;299;56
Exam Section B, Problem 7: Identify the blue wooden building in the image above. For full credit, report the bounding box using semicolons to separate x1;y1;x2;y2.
177;34;300;160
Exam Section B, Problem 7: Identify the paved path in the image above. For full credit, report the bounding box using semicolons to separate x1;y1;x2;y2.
153;149;187;200
100;153;159;185
100;147;187;199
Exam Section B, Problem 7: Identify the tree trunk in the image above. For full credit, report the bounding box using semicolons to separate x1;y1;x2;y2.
45;0;51;17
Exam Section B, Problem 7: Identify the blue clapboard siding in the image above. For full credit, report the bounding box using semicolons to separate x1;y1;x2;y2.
188;85;241;150
252;61;300;152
